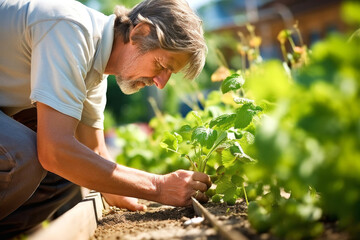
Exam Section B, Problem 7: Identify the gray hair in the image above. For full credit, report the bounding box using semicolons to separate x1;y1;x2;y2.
113;0;207;80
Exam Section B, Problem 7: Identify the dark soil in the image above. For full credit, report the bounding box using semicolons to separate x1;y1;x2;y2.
91;200;350;240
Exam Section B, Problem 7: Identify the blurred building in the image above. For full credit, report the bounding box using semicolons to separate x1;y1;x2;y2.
197;0;346;59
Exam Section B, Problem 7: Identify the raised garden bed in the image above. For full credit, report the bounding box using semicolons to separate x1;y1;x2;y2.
28;192;104;240
28;192;350;240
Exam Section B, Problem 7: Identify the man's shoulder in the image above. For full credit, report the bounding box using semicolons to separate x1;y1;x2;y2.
27;0;106;35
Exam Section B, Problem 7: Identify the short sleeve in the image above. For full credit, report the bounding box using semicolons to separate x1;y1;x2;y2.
30;20;92;121
81;76;107;129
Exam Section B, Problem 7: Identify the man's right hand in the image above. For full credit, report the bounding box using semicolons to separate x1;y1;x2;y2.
155;169;212;206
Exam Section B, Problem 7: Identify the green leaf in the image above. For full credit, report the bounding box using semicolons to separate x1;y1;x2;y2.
160;132;182;152
221;142;255;169
221;73;245;94
209;113;236;130
225;160;244;176
215;177;234;194
230;141;245;155
233;97;254;105
189;111;203;126
235;103;261;129
216;165;226;176
206;188;216;197
178;124;193;141
174;132;183;143
237;153;255;164
223;187;237;205
235;106;253;129
230;142;255;163
231;175;244;186
221;149;236;168
228;129;243;139
243;131;255;144
212;194;222;203
206;106;223;118
191;127;217;149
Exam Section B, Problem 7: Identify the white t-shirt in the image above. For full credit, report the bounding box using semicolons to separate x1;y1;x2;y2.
0;0;115;129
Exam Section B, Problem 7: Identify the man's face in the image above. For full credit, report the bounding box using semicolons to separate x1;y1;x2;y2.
106;39;190;95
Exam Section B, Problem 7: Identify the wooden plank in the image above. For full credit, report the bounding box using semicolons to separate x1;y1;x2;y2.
191;197;249;240
28;192;104;240
83;192;104;222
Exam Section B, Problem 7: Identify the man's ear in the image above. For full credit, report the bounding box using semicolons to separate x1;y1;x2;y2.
129;22;152;45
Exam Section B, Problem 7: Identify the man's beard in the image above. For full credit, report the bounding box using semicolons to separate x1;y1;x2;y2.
115;76;154;95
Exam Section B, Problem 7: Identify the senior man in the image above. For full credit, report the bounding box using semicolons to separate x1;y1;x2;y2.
0;0;209;237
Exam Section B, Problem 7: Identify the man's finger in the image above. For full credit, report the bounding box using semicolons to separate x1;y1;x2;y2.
192;172;212;188
194;190;209;203
191;181;208;192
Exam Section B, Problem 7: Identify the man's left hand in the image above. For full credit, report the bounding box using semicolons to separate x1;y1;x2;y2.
102;193;147;211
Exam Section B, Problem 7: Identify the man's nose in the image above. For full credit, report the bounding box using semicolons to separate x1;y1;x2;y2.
153;70;171;89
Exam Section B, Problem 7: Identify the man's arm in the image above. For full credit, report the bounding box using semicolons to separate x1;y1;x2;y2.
75;121;112;161
75;120;147;211
37;102;211;206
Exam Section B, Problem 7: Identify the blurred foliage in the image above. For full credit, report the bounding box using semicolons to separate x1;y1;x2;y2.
245;33;360;238
243;3;360;237
106;75;151;124
103;110;116;131
341;1;360;27
115;122;190;174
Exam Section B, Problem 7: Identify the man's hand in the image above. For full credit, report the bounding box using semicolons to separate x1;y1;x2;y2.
156;169;212;206
101;169;211;210
102;193;147;211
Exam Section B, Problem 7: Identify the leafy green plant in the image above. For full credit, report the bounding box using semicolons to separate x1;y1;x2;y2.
161;73;262;204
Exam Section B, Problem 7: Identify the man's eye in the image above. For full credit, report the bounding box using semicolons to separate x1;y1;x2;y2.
156;61;165;71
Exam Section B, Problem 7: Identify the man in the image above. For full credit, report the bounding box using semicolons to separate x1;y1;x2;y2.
0;0;210;237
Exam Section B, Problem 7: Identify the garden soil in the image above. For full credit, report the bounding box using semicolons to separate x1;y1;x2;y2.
91;200;349;240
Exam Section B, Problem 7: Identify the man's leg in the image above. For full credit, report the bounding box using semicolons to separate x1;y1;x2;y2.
0;110;46;220
0;110;81;238
0;172;82;238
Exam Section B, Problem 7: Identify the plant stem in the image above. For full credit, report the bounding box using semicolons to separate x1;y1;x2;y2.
241;54;246;73
166;147;198;172
209;174;219;182
201;131;227;172
293;21;304;46
216;48;229;68
148;97;167;128
242;182;249;206
280;43;287;63
288;36;296;50
184;154;198;172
